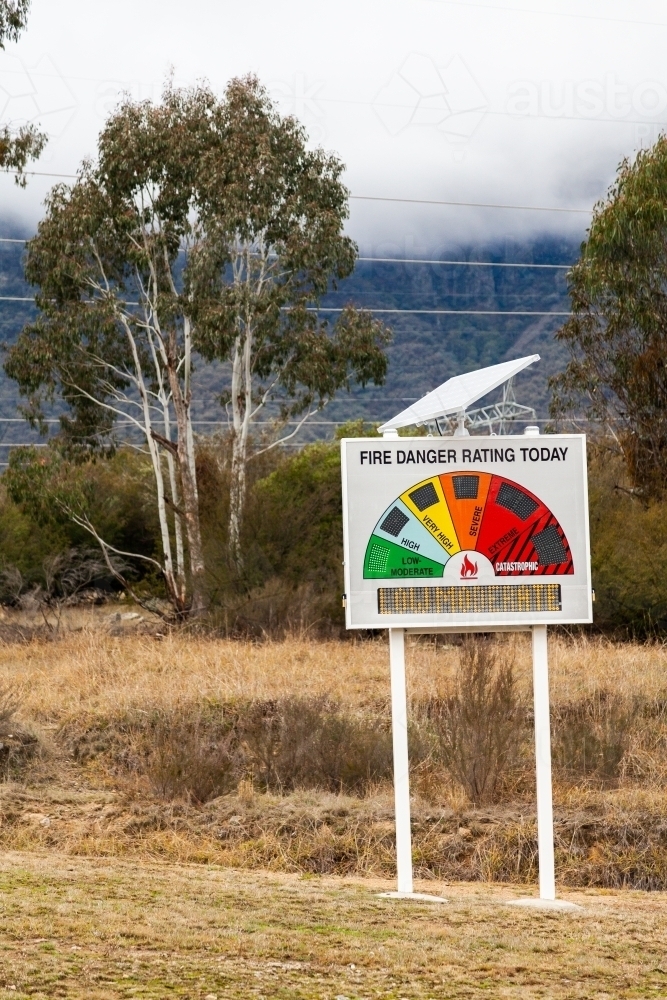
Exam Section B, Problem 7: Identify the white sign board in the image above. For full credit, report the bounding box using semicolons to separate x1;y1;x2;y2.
341;434;592;629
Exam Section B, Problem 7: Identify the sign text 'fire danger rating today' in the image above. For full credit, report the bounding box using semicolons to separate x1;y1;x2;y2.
359;445;570;466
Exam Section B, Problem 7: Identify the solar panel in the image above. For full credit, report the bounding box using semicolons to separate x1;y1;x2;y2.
453;475;479;500
380;506;409;537
378;355;540;432
532;525;568;566
496;482;539;521
409;482;439;511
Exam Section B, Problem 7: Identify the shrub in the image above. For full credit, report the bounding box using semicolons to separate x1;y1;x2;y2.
0;683;39;778
243;442;344;627
552;691;635;786
0;448;162;600
587;442;667;636
142;707;239;803
63;696;395;801
429;638;524;805
240;697;394;793
64;704;240;804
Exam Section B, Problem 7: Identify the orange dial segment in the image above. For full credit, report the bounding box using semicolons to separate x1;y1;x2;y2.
439;472;492;552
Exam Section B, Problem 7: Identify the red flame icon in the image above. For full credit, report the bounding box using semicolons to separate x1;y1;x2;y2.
460;553;478;579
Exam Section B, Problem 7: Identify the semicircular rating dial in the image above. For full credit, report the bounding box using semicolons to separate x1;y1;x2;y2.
363;472;573;580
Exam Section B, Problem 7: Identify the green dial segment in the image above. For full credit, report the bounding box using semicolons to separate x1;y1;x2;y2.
363;535;447;580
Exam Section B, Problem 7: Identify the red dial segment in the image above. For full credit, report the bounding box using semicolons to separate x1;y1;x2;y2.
474;475;549;564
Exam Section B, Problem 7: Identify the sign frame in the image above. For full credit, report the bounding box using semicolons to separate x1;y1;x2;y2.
341;432;593;630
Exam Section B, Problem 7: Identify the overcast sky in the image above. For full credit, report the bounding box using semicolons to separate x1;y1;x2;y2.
1;0;666;252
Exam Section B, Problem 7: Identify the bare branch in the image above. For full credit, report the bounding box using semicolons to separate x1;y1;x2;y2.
150;428;178;456
248;371;284;421
249;406;318;459
58;377;150;436
55;507;175;619
64;509;164;573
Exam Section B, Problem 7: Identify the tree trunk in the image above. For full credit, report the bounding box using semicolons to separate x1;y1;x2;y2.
168;324;207;617
122;312;184;614
177;439;207;616
166;449;186;604
229;429;247;572
161;396;186;606
228;315;252;572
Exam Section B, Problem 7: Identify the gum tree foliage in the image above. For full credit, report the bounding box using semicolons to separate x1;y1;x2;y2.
0;1;46;183
551;136;667;498
0;0;28;37
187;78;389;567
5;77;390;614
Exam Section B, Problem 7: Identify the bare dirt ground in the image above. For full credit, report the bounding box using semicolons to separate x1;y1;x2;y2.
1;850;665;999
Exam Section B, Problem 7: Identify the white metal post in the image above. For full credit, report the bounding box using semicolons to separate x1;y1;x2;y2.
532;624;556;900
388;627;413;894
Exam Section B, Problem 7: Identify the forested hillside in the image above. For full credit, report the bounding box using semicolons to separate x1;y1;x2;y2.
322;233;577;425
0;226;578;450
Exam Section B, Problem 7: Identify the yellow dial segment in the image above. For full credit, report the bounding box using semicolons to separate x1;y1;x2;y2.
400;476;461;556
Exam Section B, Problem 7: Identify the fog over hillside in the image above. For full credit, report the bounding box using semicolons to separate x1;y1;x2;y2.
0;225;577;458
1;0;660;455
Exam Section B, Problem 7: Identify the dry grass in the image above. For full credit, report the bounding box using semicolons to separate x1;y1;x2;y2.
2;624;667;721
1;850;666;999
4;780;667;890
3;621;667;890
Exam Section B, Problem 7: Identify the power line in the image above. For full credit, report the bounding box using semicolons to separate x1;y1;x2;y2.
488;107;666;129
0;413;427;421
5;170;594;215
10;170;77;179
0;241;576;270
0;65;663;131
314;307;570;315
0;412;585;460
317;93;667;130
0;296;570;315
350;194;591;214
358;256;571;268
0;242;576;270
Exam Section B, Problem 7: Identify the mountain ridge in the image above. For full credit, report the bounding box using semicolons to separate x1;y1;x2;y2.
0;230;578;453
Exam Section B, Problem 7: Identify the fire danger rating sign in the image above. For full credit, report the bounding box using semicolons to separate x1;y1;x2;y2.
341;435;592;628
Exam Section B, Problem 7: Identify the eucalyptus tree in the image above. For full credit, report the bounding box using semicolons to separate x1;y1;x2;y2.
0;0;29;37
0;1;47;182
6;77;389;612
551;135;667;498
6;86;211;614
188;75;389;565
